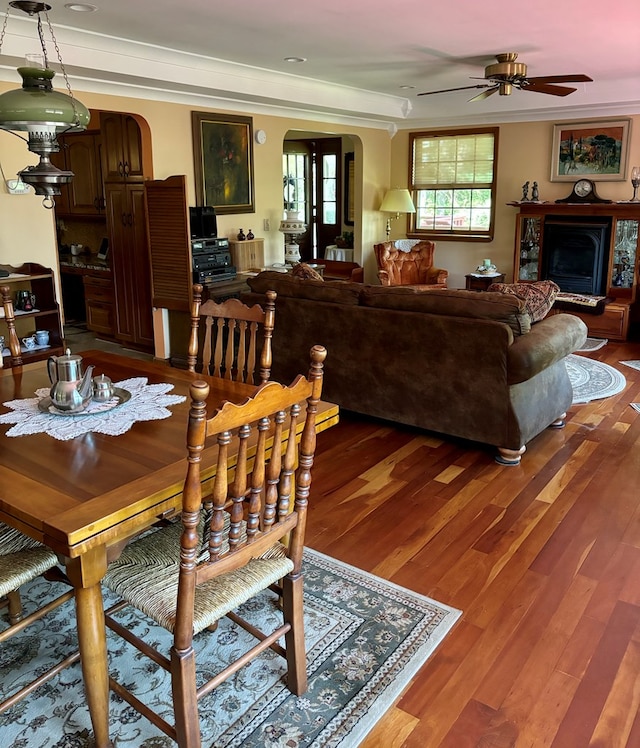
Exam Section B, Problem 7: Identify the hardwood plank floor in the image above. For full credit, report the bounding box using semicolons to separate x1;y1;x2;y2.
306;338;640;748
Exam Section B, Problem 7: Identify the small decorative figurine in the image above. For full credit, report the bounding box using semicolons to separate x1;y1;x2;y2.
532;181;539;201
246;229;254;240
521;181;530;201
237;228;246;241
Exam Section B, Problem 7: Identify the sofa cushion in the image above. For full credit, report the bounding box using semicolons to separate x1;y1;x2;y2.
360;286;531;335
247;270;362;305
487;280;560;323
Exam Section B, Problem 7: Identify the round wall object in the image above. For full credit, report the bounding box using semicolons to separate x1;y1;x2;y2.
255;129;267;145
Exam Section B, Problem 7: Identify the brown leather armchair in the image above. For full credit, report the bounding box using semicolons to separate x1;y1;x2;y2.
374;241;448;288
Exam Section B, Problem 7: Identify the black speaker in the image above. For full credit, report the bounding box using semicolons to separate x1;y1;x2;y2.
189;206;218;239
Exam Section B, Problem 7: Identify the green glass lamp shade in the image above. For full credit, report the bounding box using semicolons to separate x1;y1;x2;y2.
0;67;90;134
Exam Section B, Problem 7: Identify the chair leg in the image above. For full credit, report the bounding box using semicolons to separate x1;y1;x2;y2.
171;646;201;748
7;590;23;624
281;574;308;695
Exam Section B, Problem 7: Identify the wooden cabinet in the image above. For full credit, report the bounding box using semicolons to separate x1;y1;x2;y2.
145;175;193;312
0;263;64;368
229;238;264;272
84;273;115;336
105;183;154;348
511;202;640;340
50;132;105;216
100;112;146;182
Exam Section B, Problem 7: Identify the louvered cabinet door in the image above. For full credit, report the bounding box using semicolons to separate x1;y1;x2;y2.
145;175;193;312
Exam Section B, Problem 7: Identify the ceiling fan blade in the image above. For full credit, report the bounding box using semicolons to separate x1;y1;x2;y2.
526;74;593;84
521;81;577;96
417;84;491;96
468;86;499;102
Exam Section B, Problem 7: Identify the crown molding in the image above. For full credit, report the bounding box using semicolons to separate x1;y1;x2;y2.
0;17;408;127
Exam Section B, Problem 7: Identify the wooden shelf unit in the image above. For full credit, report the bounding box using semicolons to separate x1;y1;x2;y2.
1;263;64;368
229;238;265;272
510;202;640;340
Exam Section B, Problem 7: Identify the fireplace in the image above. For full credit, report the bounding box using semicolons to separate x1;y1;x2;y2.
541;217;611;296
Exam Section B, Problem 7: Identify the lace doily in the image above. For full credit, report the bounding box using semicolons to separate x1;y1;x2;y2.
393;239;419;253
0;377;186;440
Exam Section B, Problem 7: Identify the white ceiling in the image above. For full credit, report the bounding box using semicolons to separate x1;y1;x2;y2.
1;0;640;130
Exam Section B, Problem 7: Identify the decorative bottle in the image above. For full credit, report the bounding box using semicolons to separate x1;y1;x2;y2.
246;229;254;240
237;228;246;241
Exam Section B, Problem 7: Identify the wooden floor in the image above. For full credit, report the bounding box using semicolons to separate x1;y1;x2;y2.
306;338;640;748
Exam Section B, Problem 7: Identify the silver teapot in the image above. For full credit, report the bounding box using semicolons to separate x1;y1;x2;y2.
47;349;95;412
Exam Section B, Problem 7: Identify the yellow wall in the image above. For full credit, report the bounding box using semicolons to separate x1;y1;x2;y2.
392;115;640;288
0;83;392;287
2;77;639;300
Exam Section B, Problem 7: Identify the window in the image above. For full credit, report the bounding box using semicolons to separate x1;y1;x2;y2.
409;127;498;241
283;151;307;217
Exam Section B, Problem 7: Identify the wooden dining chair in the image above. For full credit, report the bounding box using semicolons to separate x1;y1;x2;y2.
0;523;79;713
1;285;22;367
103;344;327;748
187;283;276;385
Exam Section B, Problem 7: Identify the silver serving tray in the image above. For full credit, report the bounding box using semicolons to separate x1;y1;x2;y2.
38;387;131;416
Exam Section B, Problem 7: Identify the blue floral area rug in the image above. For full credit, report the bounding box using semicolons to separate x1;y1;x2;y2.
1;548;461;748
566;353;627;404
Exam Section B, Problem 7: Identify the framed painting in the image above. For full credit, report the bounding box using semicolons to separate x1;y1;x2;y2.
192;111;255;213
550;119;631;181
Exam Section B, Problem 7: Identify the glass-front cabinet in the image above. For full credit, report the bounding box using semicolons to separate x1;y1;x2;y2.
516;215;541;281
611;218;639;300
510;202;640;341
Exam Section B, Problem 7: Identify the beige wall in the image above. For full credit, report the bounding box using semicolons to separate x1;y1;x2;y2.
2;78;639;303
392;115;640;288
0;84;392;289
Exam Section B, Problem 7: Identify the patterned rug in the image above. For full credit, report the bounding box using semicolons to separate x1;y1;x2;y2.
575;337;608;352
620;360;640;372
1;548;461;748
566;353;627;404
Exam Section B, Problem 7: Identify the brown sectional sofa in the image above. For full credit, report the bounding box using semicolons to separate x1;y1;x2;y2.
244;271;588;464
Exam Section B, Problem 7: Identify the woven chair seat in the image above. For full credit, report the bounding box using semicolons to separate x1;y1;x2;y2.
0;524;59;599
104;519;293;634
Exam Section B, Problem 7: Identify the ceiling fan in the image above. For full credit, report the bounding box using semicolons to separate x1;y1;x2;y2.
417;52;592;102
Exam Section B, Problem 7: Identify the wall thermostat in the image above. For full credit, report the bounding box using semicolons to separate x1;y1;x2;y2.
255;129;267;145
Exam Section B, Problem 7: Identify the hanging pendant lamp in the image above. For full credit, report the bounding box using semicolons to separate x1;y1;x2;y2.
0;1;90;205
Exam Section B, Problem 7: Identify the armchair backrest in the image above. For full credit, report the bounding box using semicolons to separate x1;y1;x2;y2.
374;241;447;287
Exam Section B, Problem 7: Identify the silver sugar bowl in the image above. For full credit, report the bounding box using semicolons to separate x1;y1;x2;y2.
92;373;116;402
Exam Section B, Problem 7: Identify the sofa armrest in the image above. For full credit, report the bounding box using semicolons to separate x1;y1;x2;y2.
507;313;588;384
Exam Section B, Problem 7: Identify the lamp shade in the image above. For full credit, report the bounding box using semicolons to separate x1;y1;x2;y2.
0;67;90;137
380;188;416;214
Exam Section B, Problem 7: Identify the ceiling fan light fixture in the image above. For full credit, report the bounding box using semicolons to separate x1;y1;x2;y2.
417;51;592;103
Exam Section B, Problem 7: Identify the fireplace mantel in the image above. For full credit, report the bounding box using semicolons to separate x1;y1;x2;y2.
509;202;640;340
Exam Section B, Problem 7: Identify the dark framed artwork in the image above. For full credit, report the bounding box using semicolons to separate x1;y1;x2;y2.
344;152;354;226
550;119;631;181
192;111;255;213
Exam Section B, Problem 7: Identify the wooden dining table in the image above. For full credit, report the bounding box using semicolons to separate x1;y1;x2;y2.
0;349;339;747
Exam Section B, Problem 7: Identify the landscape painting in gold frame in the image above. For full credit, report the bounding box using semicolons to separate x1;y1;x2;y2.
192;111;255;213
550;119;631;182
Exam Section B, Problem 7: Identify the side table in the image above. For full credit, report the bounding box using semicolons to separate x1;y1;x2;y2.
465;273;505;291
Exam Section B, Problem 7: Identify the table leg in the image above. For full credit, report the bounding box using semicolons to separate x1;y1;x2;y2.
66;548;114;748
